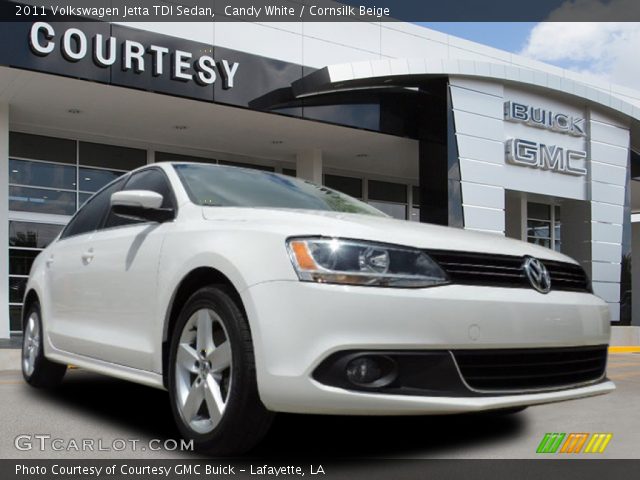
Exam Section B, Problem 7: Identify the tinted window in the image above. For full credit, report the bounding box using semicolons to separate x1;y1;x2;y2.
104;168;174;228
9;159;76;190
60;177;126;239
9;249;40;275
79;167;124;192
125;169;174;208
324;174;362;199
174;164;385;217
9;277;27;303
368;180;407;203
412;186;420;206
219;160;274;172
79;141;146;170
156;151;216;164
10;132;76;164
9;222;63;248
9;186;76;215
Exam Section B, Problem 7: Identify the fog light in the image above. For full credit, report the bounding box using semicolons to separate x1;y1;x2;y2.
345;357;382;386
345;355;398;388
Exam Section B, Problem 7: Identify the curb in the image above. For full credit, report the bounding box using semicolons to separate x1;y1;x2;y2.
609;346;640;354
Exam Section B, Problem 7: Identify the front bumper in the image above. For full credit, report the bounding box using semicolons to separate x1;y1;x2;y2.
242;280;613;414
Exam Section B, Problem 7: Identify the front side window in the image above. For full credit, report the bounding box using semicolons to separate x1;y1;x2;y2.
60;177;126;239
174;164;385;217
104;168;175;228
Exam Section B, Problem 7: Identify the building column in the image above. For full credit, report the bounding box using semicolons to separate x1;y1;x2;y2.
448;77;506;234
296;149;323;184
0;103;9;339
587;109;630;324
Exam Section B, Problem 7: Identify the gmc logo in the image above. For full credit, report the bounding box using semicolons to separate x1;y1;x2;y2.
505;138;587;176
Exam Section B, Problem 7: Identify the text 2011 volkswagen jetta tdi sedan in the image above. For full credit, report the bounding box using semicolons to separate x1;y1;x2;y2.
22;163;614;454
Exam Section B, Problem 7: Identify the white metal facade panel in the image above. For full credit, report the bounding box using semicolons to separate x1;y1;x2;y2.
455;135;503;164
450;79;629;322
460;182;505;209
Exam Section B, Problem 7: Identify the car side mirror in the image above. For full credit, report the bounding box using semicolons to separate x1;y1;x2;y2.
110;190;174;223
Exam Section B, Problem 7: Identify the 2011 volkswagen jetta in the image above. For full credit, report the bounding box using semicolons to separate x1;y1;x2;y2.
22;162;614;454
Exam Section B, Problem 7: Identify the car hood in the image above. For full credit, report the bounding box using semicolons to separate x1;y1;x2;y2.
201;207;575;263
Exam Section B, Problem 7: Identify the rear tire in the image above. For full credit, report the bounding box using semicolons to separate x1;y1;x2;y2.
22;302;67;388
168;286;273;455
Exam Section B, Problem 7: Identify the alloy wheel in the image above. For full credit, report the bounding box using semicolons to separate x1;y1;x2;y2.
175;308;233;434
22;312;40;377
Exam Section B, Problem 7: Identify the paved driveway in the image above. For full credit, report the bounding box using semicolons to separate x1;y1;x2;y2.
0;353;638;459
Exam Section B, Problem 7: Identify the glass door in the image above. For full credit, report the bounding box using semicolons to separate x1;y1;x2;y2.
526;202;561;252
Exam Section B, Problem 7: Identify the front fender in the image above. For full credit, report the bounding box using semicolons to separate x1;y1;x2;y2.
153;227;296;374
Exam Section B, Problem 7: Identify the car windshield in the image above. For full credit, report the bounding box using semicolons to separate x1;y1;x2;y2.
173;163;386;217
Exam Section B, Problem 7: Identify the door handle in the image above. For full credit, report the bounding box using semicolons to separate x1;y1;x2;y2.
81;248;94;265
46;255;54;267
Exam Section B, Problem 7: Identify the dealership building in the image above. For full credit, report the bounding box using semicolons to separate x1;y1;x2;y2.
1;12;640;342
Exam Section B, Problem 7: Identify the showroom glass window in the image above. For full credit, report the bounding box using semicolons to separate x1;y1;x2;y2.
410;186;420;222
8;222;64;331
526;202;561;251
324;174;363;199
7;132;146;332
156;151;275;172
367;180;408;220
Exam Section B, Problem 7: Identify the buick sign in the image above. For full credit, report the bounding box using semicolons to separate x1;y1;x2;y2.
28;22;239;88
504;101;586;137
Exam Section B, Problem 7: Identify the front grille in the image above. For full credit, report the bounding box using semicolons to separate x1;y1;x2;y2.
426;250;591;293
453;346;608;392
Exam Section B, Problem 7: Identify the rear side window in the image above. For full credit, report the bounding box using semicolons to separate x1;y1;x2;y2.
60;177;126;240
104;168;175;229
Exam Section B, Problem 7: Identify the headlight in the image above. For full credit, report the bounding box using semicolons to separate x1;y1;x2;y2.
286;237;449;288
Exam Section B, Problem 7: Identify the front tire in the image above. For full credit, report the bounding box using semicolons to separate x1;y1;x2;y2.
168;286;273;455
22;302;66;388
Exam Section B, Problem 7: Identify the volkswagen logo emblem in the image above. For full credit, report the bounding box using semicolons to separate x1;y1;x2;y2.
523;256;551;294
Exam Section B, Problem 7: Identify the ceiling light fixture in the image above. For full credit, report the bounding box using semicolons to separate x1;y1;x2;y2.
67;108;81;114
271;140;283;144
174;125;188;130
356;153;369;158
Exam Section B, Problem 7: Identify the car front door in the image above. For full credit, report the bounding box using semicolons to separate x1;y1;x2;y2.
74;168;177;371
46;177;127;355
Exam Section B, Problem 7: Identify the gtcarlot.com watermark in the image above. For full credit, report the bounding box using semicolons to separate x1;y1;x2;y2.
14;434;194;453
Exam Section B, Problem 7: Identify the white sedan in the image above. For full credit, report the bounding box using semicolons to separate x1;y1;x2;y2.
22;162;614;454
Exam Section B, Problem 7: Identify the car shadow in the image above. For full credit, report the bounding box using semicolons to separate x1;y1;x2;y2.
32;370;526;458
